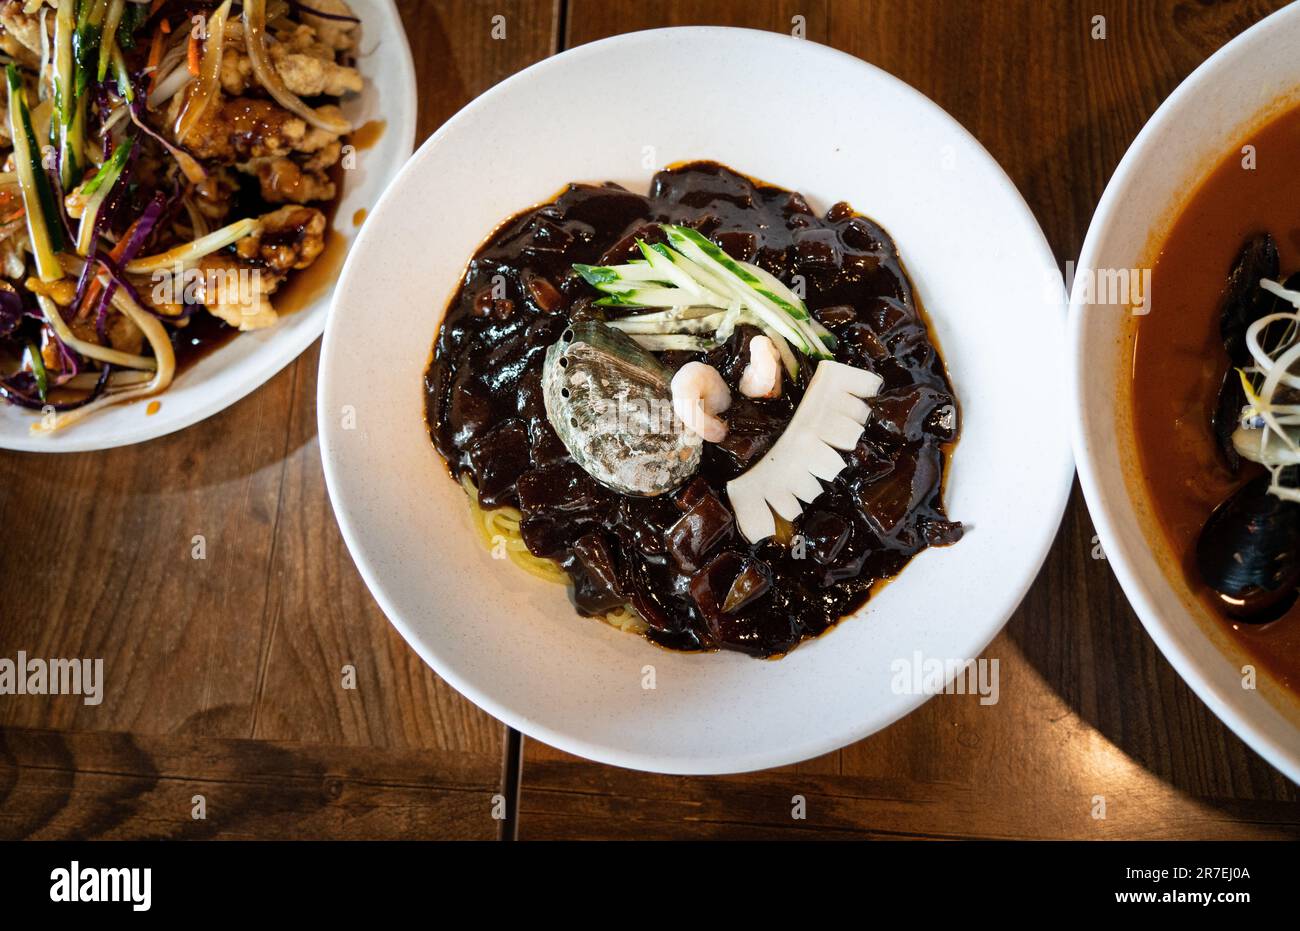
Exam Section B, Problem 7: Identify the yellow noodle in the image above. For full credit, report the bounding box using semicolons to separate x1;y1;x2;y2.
458;474;646;632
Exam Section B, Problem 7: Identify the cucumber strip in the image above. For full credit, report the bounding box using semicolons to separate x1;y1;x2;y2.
97;0;126;82
667;225;812;322
660;225;818;355
8;65;65;281
572;262;665;285
602;305;722;324
53;0;75;125
74;0;109;98
53;0;78;188
625;334;717;352
75;136;133;254
807;315;838;350
573;228;836;366
27;341;48;401
642;240;733;305
738;257;813;321
111;45;134;103
664;224;832;357
607;311;730;335
55;0;87;188
594;286;703;308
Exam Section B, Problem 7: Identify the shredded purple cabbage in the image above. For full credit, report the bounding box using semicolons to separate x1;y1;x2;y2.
0;288;22;338
0;364;110;411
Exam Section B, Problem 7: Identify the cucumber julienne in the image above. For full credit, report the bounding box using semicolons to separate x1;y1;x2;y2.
571;225;836;378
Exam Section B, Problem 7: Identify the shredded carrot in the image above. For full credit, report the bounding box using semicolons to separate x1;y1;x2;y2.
77;212;150;321
145;23;165;93
149;0;166;15
160;18;171;34
186;33;201;77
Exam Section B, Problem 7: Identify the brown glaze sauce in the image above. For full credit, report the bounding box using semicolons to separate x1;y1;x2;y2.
172;156;350;372
425;163;963;657
349;119;386;151
1131;104;1300;692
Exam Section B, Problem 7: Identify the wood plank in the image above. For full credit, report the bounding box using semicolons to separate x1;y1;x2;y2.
0;727;503;840
519;743;1300;840
0;0;561;838
248;0;561;752
518;0;1300;839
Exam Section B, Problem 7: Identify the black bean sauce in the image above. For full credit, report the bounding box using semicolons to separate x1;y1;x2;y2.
425;162;962;657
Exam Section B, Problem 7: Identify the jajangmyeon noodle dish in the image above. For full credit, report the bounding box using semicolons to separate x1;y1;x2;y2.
425;163;964;658
0;0;362;431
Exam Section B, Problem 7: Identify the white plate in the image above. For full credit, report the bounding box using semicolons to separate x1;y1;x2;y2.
320;27;1073;774
1070;7;1300;781
0;0;417;452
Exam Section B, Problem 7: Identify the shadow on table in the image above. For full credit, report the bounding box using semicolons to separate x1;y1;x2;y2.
0;341;322;498
1006;480;1300;803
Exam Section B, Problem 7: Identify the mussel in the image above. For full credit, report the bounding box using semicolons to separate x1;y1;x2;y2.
1219;233;1279;366
1213;261;1300;471
1195;473;1300;622
541;320;702;496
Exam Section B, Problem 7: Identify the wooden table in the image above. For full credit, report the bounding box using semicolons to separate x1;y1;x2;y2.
2;0;1298;841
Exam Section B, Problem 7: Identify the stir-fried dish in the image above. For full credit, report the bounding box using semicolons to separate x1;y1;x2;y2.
0;0;362;431
426;163;963;658
1132;102;1300;692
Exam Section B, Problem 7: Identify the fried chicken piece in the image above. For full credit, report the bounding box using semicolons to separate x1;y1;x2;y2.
300;139;342;172
298;0;360;52
193;255;278;330
106;312;144;355
242;156;337;204
176;94;343;161
273;51;362;97
0;3;45;63
236;205;327;274
196;206;327;330
193;168;238;222
220;23;362;98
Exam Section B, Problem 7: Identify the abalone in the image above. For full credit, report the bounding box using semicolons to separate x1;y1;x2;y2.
542;320;702;495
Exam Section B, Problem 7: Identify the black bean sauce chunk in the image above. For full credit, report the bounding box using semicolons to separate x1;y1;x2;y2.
425;162;962;657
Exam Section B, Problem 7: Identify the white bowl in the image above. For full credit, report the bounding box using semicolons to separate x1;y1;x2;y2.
1070;6;1300;782
0;0;417;452
320;27;1073;774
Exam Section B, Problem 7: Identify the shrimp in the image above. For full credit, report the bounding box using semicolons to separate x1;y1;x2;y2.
671;361;731;443
739;334;783;398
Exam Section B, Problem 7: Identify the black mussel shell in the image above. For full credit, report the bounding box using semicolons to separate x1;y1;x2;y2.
1220;233;1279;366
1196;475;1300;622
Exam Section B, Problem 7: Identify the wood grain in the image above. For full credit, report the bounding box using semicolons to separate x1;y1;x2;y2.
514;0;1300;840
4;0;1300;842
0;726;504;840
0;0;561;839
